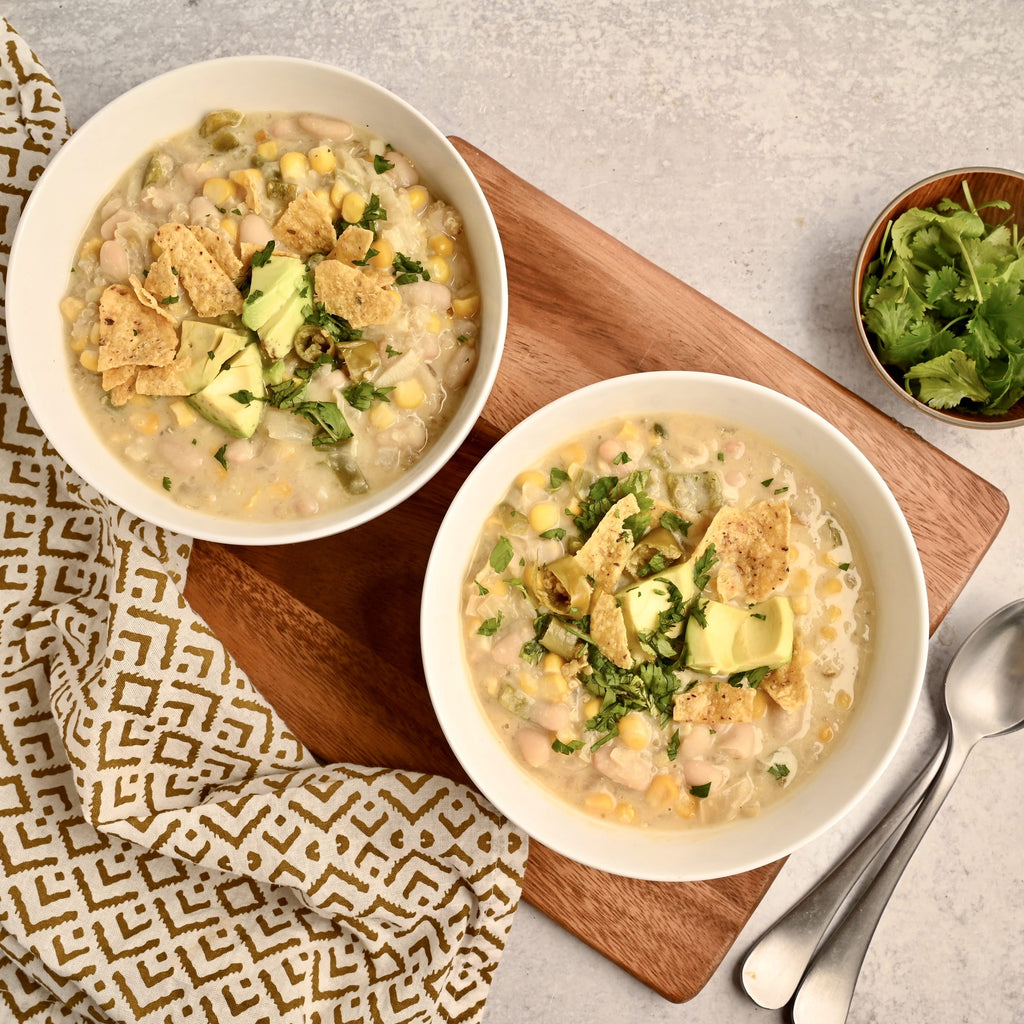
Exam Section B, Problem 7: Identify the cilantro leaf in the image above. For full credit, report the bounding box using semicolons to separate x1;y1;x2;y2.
904;349;990;408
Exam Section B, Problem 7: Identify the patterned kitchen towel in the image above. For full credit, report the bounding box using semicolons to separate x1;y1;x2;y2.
0;21;527;1024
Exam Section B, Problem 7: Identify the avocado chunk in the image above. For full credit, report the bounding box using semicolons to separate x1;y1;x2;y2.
685;596;794;676
188;343;265;438
177;320;249;394
620;557;698;643
241;253;311;359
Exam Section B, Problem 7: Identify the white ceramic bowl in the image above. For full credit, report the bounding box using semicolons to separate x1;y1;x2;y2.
6;56;506;544
421;372;928;881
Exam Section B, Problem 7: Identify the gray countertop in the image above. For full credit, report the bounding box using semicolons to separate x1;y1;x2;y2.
9;1;1022;1021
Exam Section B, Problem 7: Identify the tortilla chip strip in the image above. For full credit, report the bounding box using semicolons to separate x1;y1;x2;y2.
134;360;191;397
589;587;631;669
694;499;791;603
575;493;640;594
673;679;756;724
191;224;244;283
153;222;243;317
141;253;179;306
96;283;178;371
274;189;337;257
314;259;400;329
328;225;374;264
762;637;810;712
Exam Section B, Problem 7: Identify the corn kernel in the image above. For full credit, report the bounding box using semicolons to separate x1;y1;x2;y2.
819;723;835;743
452;294;480;319
308;145;336;174
406;185;428;210
341;191;366;224
790;594;811;615
618;711;650;751
428;232;455;257
487;578;508;598
89;321;101;345
279;151;309;181
792;568;811;592
827;603;843;623
752;689;769;719
528;502;559;534
219;217;238;240
79;348;99;372
169;400;196;427
269;481;292;498
835;689;853;710
537;672;568;702
645;774;681;812
465;616;482;637
69;333;88;354
329;180;348;209
820;624;837;641
584;792;615;815
517;671;539;696
561;442;586;466
427;256;451;284
676;793;698;819
368;402;396;430
615;802;637;824
80;236;103;260
516;469;547;489
541;652;565;673
202;176;237;206
583;696;602;719
800;647;816;667
617;421;639;441
369;237;395;269
424;311;442;334
60;296;85;323
392;377;425;409
822;577;844;597
256;139;278;160
134;412;161;436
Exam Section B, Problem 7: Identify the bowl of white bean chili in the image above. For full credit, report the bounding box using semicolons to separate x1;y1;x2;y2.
421;372;928;881
7;56;506;543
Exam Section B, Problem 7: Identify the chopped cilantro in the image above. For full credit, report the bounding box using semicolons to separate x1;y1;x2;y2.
690;782;712;798
213;445;228;469
393;252;430;285
659;510;691;536
548;467;570;489
373;153;394;174
552;738;585;755
474;580;489;596
161;476;172;491
540;527;567;541
251;240;276;268
667;729;680;761
342;381;394;411
768;763;790;782
489;536;514;574
612;450;630;465
477;612;503;637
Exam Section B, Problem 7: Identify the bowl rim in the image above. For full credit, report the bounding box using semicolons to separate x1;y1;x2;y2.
420;370;930;881
6;54;508;543
852;165;1024;430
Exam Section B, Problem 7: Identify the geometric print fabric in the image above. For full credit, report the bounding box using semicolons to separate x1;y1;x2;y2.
0;20;528;1022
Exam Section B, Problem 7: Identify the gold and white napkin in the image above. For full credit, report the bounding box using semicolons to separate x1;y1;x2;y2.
0;20;527;1023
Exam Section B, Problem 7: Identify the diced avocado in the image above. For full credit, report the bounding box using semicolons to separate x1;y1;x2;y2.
241;253;309;332
259;290;309;360
188;343;265;438
666;471;724;514
620;557;697;642
685;596;794;676
263;358;288;386
177;320;249;394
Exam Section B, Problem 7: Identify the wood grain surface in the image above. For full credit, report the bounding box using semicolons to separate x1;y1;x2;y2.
183;139;1009;1003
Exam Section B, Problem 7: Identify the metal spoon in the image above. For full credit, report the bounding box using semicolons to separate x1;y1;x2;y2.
740;741;946;1009
789;599;1024;1023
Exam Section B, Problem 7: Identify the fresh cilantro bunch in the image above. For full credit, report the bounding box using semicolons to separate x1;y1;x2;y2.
860;181;1024;414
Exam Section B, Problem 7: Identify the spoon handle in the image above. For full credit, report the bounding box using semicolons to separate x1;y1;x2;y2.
791;734;970;1024
740;743;946;1009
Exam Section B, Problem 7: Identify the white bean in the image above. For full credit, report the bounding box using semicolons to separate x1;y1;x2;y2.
592;744;653;791
442;346;477;390
397;279;452;313
680;724;714;759
224;439;256;465
98;240;130;282
385;151;419;188
491;623;533;665
716;722;761;761
100;208;131;241
683;759;729;791
188;196;221;227
515;727;552;769
532;701;571;733
268;117;300;139
239;213;275;248
297;114;353;141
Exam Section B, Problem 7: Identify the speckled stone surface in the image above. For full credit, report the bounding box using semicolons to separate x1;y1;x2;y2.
8;2;1022;1021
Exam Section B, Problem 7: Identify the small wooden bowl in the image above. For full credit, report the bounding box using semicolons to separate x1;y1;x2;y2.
853;167;1024;428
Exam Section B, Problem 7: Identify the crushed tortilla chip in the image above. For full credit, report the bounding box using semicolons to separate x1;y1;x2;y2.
589;587;631;669
673;679;756;724
575;493;640;593
191;225;244;283
135;359;191;397
108;378;138;407
101;364;136;391
328;225;374;264
153;222;243;318
762;637;810;712
274;190;337;257
693;500;791;603
141;253;180;307
313;259;400;329
96;283;179;371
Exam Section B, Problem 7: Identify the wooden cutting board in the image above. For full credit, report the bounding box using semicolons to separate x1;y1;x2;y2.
183;140;1008;1003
